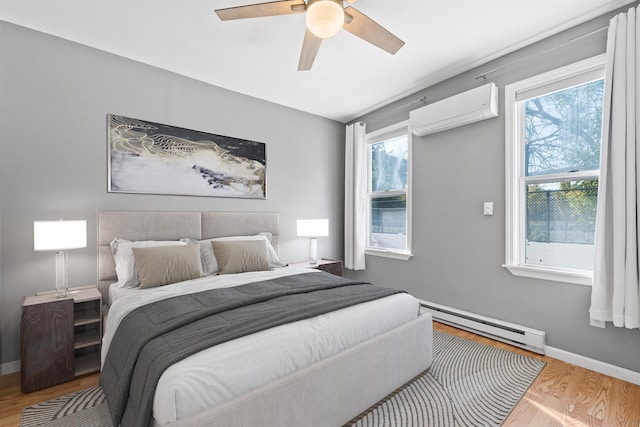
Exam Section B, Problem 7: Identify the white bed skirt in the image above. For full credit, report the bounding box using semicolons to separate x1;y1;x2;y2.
152;313;433;427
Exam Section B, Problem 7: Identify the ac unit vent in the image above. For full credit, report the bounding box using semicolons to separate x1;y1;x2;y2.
409;82;499;136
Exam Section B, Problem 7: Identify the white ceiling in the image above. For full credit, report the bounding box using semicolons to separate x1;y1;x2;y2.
0;0;634;122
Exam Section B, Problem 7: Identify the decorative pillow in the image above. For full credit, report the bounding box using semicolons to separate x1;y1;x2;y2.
211;239;271;274
132;245;202;289
182;234;286;276
110;238;187;288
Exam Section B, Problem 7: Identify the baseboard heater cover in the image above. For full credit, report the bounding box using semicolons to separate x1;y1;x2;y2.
421;300;546;354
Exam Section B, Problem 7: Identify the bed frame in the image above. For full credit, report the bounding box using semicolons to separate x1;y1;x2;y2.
97;210;432;427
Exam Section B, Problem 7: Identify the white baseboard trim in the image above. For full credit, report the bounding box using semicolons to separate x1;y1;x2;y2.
545;345;640;386
1;360;20;375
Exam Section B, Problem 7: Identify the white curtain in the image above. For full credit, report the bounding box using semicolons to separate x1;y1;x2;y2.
590;6;640;329
344;122;367;270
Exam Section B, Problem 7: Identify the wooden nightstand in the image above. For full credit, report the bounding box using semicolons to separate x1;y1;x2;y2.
290;259;343;276
21;286;102;392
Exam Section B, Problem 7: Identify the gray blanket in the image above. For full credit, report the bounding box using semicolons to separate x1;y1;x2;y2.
100;272;404;427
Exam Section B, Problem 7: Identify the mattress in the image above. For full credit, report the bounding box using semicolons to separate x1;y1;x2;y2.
102;268;420;425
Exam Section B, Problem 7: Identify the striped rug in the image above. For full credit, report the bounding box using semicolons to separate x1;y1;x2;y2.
20;386;109;427
345;330;546;426
21;330;545;427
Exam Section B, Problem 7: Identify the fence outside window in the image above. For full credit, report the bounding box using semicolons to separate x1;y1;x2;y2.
527;187;597;245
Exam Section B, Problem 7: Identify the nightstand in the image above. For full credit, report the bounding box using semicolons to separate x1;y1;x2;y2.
21;286;102;392
290;259;343;276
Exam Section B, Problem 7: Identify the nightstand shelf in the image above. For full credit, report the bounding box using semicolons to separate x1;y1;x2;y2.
74;301;101;325
21;286;102;392
74;327;101;349
75;348;101;377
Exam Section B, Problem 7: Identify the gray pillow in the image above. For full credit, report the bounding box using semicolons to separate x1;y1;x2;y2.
132;244;202;289
211;239;271;274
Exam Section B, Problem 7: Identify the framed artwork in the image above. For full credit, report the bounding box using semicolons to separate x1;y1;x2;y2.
108;114;266;199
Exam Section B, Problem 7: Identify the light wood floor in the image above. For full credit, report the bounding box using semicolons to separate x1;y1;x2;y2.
438;322;640;427
1;321;639;427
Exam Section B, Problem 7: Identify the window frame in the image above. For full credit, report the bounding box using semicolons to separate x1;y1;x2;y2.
364;120;413;260
504;54;605;286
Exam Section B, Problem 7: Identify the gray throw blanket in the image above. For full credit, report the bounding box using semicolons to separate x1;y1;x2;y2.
100;272;404;427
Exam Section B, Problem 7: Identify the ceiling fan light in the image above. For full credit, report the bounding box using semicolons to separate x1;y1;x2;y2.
306;0;344;39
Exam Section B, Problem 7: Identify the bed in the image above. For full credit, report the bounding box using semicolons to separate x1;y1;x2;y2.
97;210;433;427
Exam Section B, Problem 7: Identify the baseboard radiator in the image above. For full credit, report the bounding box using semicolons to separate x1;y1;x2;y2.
421;300;546;354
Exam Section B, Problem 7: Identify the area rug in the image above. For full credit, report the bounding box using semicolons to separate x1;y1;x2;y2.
20;386;109;427
21;330;545;427
345;330;546;426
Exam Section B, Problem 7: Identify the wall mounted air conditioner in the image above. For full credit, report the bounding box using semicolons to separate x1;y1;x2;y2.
409;82;499;136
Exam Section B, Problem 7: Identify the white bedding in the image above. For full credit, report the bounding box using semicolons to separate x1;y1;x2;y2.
102;268;420;425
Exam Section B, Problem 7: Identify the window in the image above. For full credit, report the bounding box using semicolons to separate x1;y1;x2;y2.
504;55;605;285
365;121;412;259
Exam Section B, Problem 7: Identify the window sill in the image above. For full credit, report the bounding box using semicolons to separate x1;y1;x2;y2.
503;264;592;286
365;248;413;260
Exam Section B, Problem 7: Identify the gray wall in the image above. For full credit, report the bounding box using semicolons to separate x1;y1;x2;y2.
0;21;345;367
347;6;640;373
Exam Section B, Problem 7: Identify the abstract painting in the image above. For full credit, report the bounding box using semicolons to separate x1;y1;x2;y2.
108;114;266;199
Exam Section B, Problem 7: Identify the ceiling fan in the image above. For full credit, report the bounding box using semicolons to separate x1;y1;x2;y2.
215;0;405;71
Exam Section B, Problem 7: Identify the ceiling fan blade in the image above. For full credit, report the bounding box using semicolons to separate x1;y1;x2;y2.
343;6;405;55
215;0;305;21
298;29;323;71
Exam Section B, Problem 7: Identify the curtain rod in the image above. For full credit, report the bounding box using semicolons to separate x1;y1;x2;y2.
475;26;608;81
376;25;608;115
382;95;428;114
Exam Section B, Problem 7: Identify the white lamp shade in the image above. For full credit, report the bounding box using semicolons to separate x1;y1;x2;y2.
297;219;329;237
306;0;344;39
34;220;87;251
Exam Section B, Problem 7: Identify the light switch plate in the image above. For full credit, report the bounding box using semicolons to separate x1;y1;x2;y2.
483;202;494;216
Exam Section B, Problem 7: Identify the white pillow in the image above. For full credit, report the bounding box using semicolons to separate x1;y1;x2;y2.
110;238;187;288
181;234;286;276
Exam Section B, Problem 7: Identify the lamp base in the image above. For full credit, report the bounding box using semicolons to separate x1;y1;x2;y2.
55;251;68;298
308;238;318;265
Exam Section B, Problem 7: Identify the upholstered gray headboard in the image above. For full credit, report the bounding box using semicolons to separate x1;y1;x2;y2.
97;211;280;308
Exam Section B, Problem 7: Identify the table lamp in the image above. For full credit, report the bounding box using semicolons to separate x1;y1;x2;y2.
297;219;329;265
34;219;87;298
